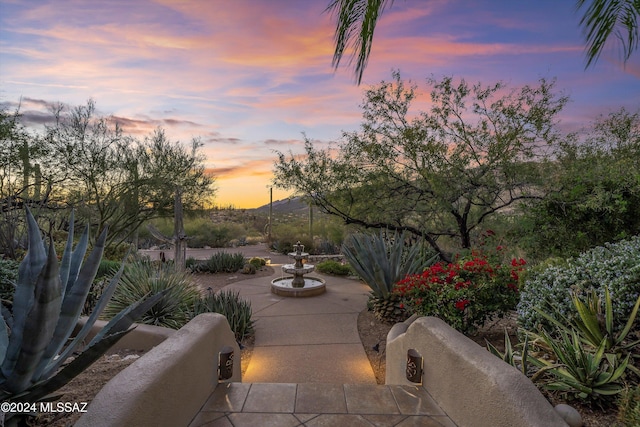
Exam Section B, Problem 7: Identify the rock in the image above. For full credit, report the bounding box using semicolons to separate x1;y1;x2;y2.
554;404;583;427
122;354;141;362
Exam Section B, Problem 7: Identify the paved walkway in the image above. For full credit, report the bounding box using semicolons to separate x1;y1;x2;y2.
226;260;377;384
189;383;456;427
148;244;456;426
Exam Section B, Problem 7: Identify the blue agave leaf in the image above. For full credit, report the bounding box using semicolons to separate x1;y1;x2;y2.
2;240;62;394
33;227;107;381
37;253;124;381
89;290;166;347
57;210;75;301
18;329;131;404
65;225;89;294
1;208;46;379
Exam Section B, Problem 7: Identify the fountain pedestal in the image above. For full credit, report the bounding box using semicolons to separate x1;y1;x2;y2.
271;241;326;297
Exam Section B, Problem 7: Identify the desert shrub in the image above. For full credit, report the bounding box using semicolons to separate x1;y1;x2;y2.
97;259;120;278
617;385;640;426
191;290;254;340
395;250;525;334
189;221;248;248
315;260;352;276
185;257;198;270
517;235;640;334
104;261;200;329
248;257;266;269
102;243;130;261
0;258;19;306
241;263;256;274
195;252;246;273
313;238;341;255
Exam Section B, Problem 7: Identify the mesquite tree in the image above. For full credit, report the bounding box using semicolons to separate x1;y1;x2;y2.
274;72;568;260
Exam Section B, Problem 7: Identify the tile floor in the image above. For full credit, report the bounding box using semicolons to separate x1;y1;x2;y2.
189;382;457;427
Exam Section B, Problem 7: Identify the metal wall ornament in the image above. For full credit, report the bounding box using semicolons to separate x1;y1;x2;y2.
218;346;234;381
406;348;423;384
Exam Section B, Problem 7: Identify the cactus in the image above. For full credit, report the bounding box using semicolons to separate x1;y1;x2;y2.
0;208;163;426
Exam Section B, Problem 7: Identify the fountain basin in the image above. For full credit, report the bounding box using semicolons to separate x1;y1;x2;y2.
281;264;315;275
271;277;326;297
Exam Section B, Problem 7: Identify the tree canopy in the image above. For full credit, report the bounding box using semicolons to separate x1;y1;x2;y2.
273;72;568;260
0;100;215;255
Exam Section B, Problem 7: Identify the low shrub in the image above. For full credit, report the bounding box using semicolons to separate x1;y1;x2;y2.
195;252;246;273
395;249;525;334
315;260;352;276
617;385;640;426
248;257;266;269
185;257;198;270
191;290;254;340
104;261;200;329
241;263;256;274
0;258;19;306
97;259;120;279
517;235;640;335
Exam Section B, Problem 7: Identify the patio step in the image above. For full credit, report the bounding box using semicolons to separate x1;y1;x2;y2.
189;382;456;427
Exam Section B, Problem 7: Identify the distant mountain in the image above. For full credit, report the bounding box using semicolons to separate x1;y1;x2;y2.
252;197;308;215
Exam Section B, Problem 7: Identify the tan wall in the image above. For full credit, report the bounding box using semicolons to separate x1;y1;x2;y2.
76;313;241;427
75;317;175;353
386;316;568;427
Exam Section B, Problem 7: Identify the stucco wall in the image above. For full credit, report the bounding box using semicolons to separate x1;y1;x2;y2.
386;316;568;427
76;313;241;427
75;316;175;353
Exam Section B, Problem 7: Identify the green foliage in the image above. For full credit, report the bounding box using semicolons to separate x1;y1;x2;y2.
517;235;640;335
486;329;532;377
142;216;250;249
104;261;200;329
315;260;352;276
395;249;525;334
194;252;246;274
102;244;130;261
520;108;640;259
535;287;640;359
248;257;266;269
274;73;568;260
0;259;19;305
190;290;254;341
617;385;640;426
241;263;256;274
0;209;162;424
96;259;120;280
185;257;198;271
342;231;436;298
528;328;629;402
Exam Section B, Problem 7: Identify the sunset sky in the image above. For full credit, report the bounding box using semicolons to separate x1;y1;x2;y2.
1;0;639;208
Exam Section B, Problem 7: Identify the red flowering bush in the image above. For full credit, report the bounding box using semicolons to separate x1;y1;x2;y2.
393;247;525;334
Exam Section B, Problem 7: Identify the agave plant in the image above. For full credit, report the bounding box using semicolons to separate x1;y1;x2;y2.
342;230;437;323
528;328;630;402
534;286;640;376
0;209;163;426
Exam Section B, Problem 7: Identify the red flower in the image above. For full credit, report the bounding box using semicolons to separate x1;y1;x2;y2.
455;299;470;311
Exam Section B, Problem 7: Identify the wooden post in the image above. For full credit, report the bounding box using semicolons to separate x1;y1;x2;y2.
174;186;186;271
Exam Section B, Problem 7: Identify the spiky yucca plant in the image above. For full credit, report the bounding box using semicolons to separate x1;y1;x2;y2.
342;230;437;324
0;209;163;426
104;261;200;329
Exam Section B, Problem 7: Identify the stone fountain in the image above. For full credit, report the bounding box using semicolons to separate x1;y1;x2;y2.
271;241;326;297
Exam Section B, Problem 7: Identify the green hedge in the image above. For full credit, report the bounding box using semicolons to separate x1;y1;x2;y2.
517;235;640;334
